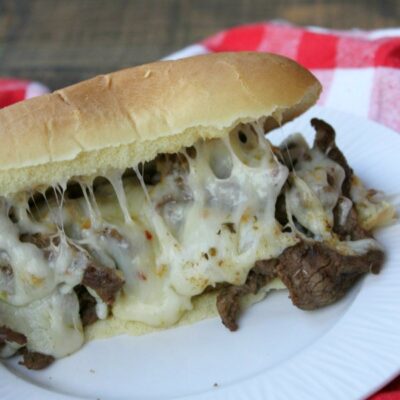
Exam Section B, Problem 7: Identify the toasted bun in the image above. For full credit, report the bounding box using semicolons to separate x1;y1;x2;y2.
0;52;321;195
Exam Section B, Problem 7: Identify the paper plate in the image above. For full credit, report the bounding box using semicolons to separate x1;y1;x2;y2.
1;106;400;400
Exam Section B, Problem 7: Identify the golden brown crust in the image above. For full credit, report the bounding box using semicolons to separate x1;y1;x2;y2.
0;52;321;195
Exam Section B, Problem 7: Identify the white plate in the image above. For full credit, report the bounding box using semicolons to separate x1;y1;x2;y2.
1;106;400;400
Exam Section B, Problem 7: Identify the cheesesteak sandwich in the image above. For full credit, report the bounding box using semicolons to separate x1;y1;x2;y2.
0;52;395;370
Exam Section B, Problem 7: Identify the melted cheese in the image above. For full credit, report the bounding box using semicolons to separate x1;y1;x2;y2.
0;288;83;357
282;134;345;240
63;124;294;327
0;206;56;305
282;134;384;256
351;175;397;230
0;211;88;307
0;122;390;360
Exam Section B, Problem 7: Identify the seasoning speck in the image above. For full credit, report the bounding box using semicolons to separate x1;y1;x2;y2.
137;271;147;281
222;222;236;234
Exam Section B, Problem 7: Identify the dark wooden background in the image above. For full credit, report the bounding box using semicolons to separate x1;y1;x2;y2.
0;0;398;89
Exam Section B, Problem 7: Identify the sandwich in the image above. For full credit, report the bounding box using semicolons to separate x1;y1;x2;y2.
0;52;395;370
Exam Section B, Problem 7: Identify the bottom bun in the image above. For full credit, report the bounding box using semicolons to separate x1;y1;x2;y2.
85;278;286;341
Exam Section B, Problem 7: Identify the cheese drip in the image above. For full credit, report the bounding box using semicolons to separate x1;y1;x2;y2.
0;121;389;360
60;122;294;326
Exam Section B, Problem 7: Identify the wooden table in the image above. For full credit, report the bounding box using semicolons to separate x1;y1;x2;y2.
0;0;398;89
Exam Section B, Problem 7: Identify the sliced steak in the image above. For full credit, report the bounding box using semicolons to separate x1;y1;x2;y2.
0;326;27;346
19;233;60;259
311;118;353;197
82;262;125;305
74;285;99;326
277;241;384;310
217;240;384;330
20;349;54;370
216;287;245;331
216;259;278;331
20;232;52;248
333;199;370;241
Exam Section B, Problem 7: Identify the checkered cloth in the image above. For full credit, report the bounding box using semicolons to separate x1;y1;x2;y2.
0;78;48;107
167;22;400;134
0;21;399;400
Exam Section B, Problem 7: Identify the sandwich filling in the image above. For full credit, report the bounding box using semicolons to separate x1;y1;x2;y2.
0;118;395;369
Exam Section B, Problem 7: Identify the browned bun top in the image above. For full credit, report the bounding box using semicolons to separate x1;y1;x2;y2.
0;52;321;195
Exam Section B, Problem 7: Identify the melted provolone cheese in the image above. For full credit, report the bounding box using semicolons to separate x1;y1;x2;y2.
281;134;384;256
282;134;345;240
61;123;295;327
351;175;397;230
0;121;390;360
0;288;83;357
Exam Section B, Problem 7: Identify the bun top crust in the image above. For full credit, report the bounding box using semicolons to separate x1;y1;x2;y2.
0;52;321;195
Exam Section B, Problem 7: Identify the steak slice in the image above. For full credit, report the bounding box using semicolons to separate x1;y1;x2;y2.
82;262;125;305
19;232;60;259
311;118;353;197
74;285;99;326
277;241;384;310
333;199;370;241
0;326;27;346
216;240;384;330
20;349;54;370
216;259;278;331
0;324;64;370
20;232;52;249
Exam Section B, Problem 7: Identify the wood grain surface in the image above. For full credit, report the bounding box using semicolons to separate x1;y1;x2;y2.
0;0;398;89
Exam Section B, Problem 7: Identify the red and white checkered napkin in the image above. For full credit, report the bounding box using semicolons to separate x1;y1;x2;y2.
0;21;399;400
0;78;48;107
167;22;400;134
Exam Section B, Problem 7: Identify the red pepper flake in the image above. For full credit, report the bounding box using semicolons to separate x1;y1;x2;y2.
144;230;153;240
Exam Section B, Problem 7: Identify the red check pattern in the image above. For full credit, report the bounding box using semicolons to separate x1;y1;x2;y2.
203;24;400;69
0;78;48;107
202;23;400;133
167;22;400;133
